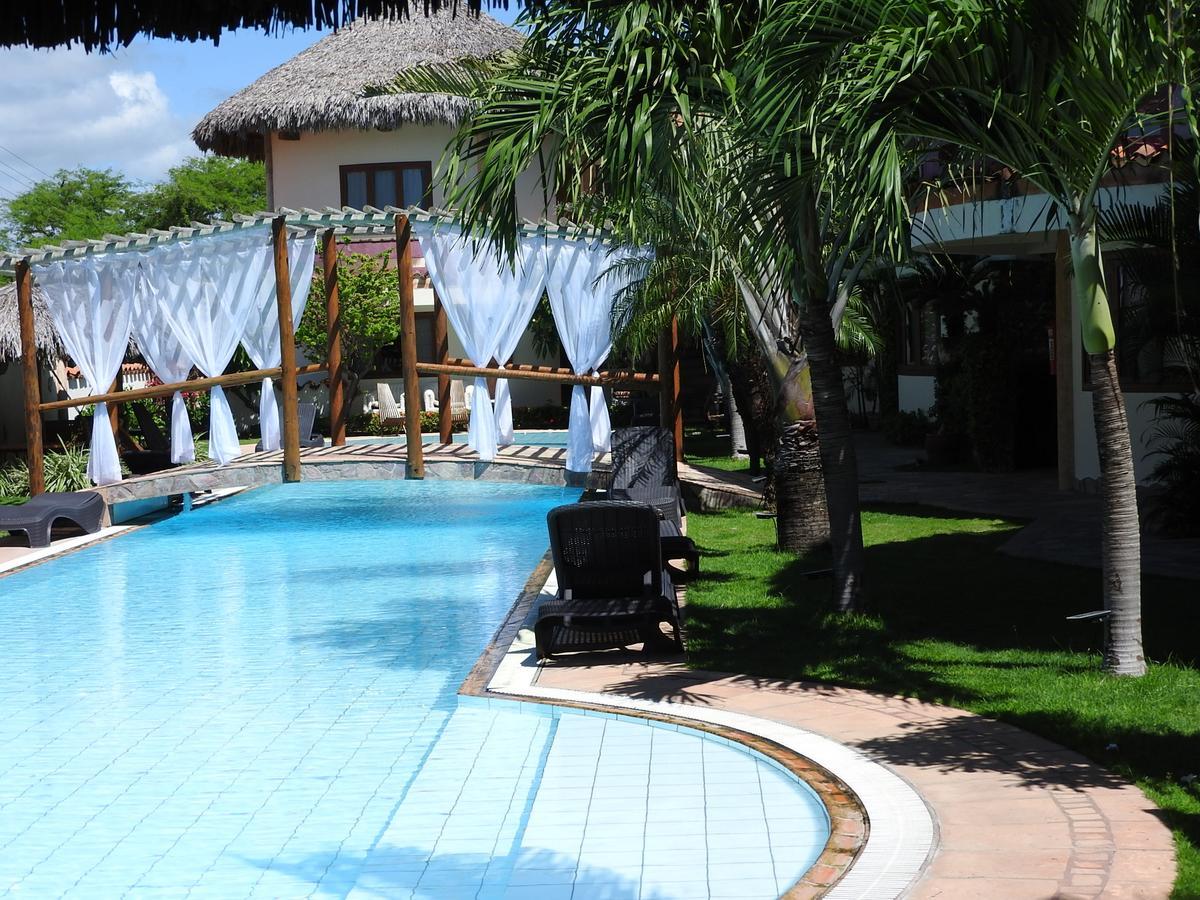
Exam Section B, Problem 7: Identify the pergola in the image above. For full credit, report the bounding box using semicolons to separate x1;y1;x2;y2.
0;206;681;495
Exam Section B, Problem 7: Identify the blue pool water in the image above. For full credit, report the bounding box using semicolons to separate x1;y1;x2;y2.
0;481;829;899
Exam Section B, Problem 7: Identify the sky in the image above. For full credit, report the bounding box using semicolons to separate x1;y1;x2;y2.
0;7;522;201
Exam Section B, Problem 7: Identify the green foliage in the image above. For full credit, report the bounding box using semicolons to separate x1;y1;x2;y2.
2;168;138;249
133;156;266;232
0;440;91;496
296;247;401;412
684;506;1200;894
1144;394;1200;537
882;409;930;447
0;157;266;251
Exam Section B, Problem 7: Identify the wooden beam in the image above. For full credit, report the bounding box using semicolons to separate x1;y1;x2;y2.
1055;230;1076;491
434;291;452;444
396;215;425;478
15;261;45;495
39;364;327;412
273;215;302;483
108;370;123;441
419;358;659;386
658;317;683;461
323;229;346;446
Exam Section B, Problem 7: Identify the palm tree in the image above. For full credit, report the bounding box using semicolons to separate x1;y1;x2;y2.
380;1;909;609
763;0;1193;674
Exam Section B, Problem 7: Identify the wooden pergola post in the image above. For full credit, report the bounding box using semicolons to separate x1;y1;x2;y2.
108;370;123;442
322;229;346;447
658;316;683;461
15;260;45;495
433;291;452;444
396;216;425;478
272;216;302;483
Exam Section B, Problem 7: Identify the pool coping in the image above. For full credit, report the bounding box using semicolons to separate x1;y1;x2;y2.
460;562;937;900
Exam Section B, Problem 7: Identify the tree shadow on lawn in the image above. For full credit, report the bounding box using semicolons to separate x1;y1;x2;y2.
683;510;1200;792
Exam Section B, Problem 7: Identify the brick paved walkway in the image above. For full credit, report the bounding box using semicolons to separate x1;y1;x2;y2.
535;658;1177;899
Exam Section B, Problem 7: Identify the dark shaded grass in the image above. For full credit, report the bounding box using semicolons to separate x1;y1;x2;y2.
685;506;1200;897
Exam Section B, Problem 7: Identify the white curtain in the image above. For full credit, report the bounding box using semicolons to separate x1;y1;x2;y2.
35;255;137;486
130;263;197;464
492;236;548;445
544;238;647;473
143;230;273;465
239;234;317;450
414;225;547;461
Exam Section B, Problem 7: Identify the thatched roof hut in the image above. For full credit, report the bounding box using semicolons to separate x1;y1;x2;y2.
0;283;64;362
193;11;522;159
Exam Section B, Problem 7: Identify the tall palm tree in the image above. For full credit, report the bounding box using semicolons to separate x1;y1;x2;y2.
381;1;909;609
758;0;1193;674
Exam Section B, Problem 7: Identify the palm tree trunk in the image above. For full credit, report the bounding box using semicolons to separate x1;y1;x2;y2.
774;416;829;551
726;373;750;458
1070;218;1145;676
797;185;866;612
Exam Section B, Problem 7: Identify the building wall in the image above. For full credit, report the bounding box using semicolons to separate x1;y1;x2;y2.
268;125;560;412
911;187;1175;484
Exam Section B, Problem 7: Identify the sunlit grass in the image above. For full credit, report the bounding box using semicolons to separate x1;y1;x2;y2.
685;507;1200;897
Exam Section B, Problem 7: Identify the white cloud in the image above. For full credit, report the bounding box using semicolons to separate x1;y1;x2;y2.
0;46;197;195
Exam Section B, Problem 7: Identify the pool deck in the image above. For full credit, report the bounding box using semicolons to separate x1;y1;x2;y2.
93;441;599;508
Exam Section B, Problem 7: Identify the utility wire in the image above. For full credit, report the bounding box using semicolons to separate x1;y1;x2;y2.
0;143;50;179
0;158;37;189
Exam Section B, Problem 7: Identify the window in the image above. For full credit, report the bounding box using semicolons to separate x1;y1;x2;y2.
339;161;433;209
1092;252;1200;391
371;312;438;376
898;302;941;373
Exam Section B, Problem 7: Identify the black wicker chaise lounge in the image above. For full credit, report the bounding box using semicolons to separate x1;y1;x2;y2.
124;403;175;476
606;426;686;528
536;501;684;660
0;492;106;549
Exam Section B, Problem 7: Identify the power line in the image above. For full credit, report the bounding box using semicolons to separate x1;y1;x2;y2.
0;158;37;190
0;144;50;179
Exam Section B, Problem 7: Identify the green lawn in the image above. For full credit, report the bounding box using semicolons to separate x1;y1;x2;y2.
684;507;1200;897
683;426;751;473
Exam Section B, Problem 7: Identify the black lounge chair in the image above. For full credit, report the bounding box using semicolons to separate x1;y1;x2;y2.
123;403;175;475
536;501;683;660
606;426;686;529
0;492;106;549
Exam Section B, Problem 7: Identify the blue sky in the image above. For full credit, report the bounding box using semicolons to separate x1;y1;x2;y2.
0;8;523;199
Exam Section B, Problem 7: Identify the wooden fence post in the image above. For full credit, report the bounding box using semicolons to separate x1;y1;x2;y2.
323;229;346;447
397;217;425;478
434;291;452;444
15;261;45;495
272;216;302;482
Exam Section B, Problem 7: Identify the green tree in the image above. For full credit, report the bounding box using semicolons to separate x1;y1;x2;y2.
2;167;138;249
792;0;1195;675
382;2;905;610
295;246;401;432
134;156;266;232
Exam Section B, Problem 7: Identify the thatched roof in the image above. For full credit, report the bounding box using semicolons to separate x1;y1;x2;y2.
0;283;65;362
4;2;510;52
193;11;522;159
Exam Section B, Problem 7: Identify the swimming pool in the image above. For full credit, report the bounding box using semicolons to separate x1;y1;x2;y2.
0;480;828;898
349;429;569;449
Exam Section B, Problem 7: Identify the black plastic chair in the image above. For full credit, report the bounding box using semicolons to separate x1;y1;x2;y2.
606;426;686;528
536;501;683;660
0;492;106;548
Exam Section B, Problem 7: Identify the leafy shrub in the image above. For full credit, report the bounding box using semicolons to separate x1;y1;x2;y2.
1144;394;1200;537
882;409;930;446
0;440;92;497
